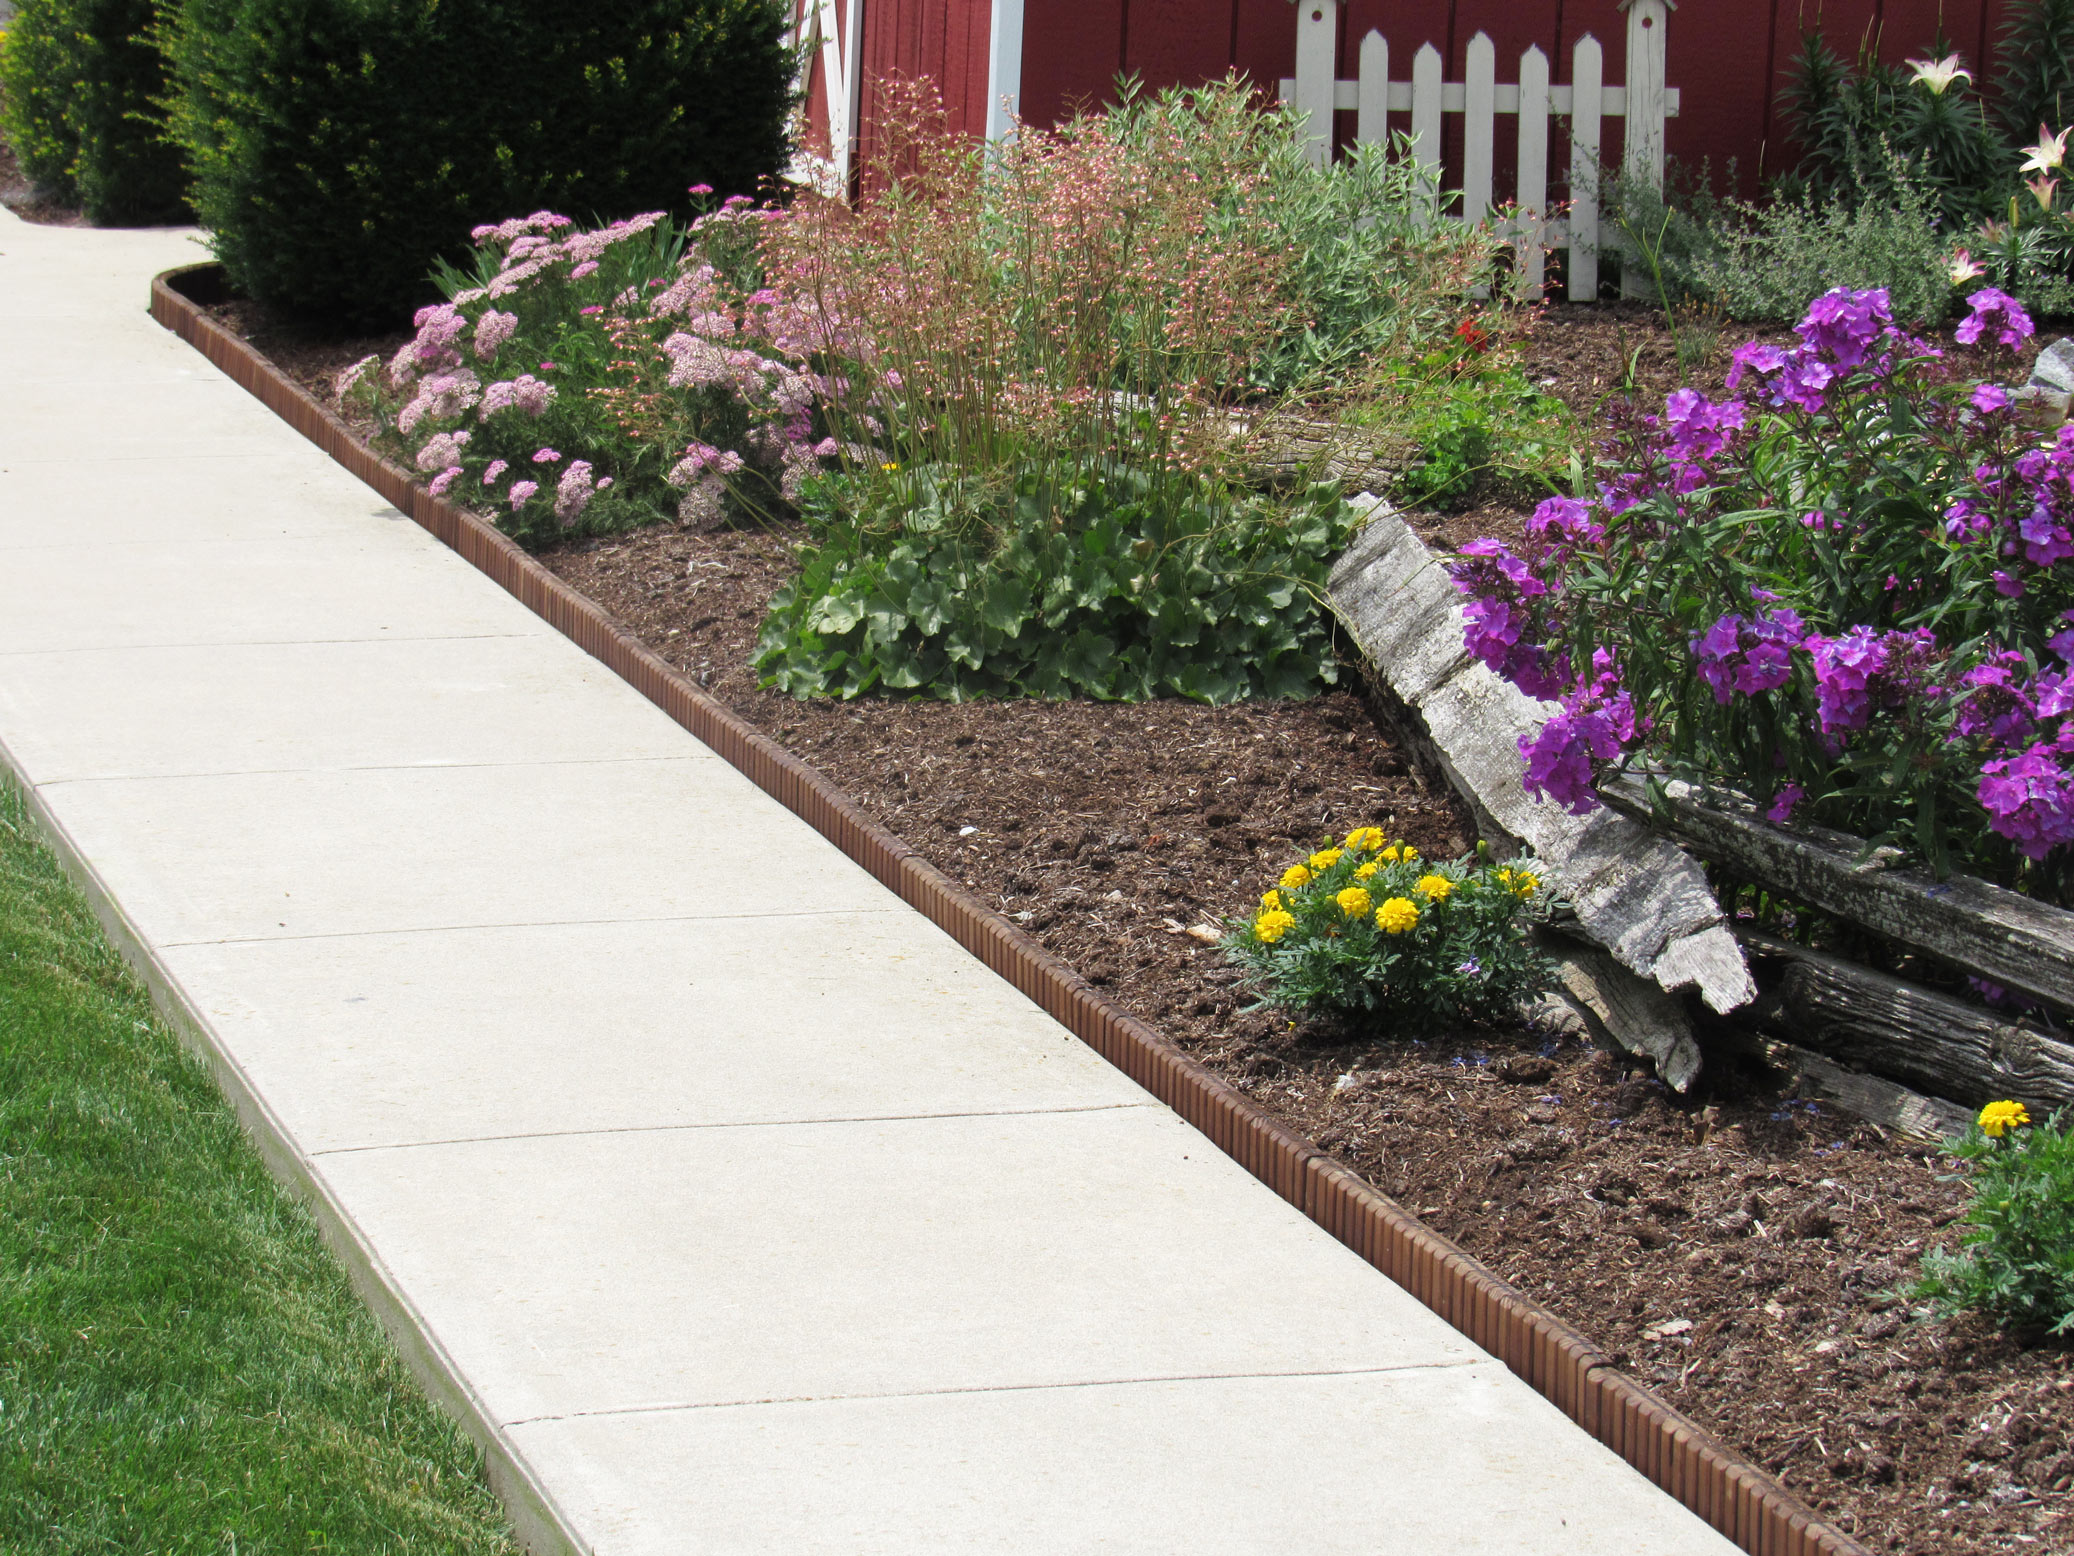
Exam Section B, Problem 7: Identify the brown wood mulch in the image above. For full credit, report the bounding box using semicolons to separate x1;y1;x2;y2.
227;297;2073;1556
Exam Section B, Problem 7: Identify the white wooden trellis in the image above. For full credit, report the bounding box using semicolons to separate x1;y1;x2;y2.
1280;0;1679;301
787;0;864;194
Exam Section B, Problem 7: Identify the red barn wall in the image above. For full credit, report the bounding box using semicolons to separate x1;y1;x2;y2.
992;0;2027;200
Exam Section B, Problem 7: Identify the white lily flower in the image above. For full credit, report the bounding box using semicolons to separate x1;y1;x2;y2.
2020;123;2070;174
1948;248;1985;284
1906;53;1972;94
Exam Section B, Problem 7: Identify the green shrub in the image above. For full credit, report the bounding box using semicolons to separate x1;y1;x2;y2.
0;0;188;223
755;470;1359;703
162;0;794;329
1221;834;1550;1029
1913;1102;2074;1336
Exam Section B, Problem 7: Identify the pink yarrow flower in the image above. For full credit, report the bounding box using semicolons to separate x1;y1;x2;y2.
508;480;539;510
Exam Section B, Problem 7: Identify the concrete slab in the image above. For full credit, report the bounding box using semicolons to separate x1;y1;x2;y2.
164;914;1154;1151
39;758;925;945
505;1366;1737;1555
0;530;549;652
0;454;410;550
0;634;694;781
0;314;228;383
313;1107;1483;1424
0;376;316;464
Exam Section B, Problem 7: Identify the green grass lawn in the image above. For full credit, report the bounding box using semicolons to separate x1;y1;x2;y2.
0;779;520;1555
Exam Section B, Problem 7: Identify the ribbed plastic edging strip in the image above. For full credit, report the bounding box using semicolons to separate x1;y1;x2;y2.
150;263;1872;1556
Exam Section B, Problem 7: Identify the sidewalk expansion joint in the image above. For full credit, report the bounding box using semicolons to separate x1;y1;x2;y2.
308;1102;1162;1157
499;1360;1489;1428
0;631;540;658
35;753;715;786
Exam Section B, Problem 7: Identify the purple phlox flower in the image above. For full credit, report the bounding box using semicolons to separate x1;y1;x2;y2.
1972;381;2012;413
1450;539;1569;699
1806;627;1940;734
1518;652;1637;814
1800;509;1830;531
507;480;540;510
1994;568;2026;597
1766;783;1806;824
1978;743;2074;858
472;310;519;360
1955;287;2036;348
1663;389;1747;462
1772;350;1836;412
554;460;598;526
1797;287;1893;369
1690;607;1806;703
1944;499;1991;539
2051;610;2074;663
1956;654;2040;746
2020;504;2074;566
482;459;508;486
1725;341;1787;390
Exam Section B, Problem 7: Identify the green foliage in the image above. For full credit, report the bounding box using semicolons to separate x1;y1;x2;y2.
1913;1105;2074;1336
1220;834;1551;1029
755;468;1358;703
161;0;794;328
0;780;520;1552
0;0;188;223
1380;345;1572;512
1993;0;2074;145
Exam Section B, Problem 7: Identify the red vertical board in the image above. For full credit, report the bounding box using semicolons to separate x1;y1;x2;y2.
1021;0;1128;125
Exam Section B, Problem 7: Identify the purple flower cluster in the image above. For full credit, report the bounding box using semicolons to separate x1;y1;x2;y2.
1690;607;1806;703
1953;287;2035;349
1804;627;1940;734
1518;651;1638;814
1449;537;1569;699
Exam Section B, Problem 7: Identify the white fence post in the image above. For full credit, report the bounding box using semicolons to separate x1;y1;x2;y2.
1569;34;1604;302
1276;11;1674;302
1516;44;1551;297
1293;0;1339;169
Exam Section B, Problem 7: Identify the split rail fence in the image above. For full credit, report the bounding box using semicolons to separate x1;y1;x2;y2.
1279;0;1680;299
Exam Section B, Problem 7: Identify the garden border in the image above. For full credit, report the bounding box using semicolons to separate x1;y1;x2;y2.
147;261;1868;1556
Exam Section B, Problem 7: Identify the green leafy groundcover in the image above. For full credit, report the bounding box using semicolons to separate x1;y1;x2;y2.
0;782;518;1555
756;469;1361;703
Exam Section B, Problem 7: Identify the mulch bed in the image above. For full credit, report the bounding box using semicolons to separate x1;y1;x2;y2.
226;297;2073;1556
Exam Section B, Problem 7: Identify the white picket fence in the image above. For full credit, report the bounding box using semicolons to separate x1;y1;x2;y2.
1279;0;1679;300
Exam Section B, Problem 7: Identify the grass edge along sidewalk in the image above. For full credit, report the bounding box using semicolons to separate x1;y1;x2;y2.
0;774;523;1556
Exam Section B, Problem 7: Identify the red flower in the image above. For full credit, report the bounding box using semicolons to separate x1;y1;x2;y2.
1454;317;1490;354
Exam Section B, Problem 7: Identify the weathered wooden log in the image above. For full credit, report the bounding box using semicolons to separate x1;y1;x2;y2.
1739;930;2074;1113
1600;773;2074;1015
1328;503;1756;1018
1761;1040;1973;1143
1533;935;1703;1092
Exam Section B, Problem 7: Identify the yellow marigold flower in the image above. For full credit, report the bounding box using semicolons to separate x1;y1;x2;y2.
1344;826;1386;852
1512;871;1541;897
1414;873;1454;902
1376;897;1420;935
1978;1099;2032;1137
1354;860;1378;880
1279;864;1312;890
1380;846;1400;862
1254;909;1297;944
1308;847;1343;872
1260;889;1282;913
1335;885;1373;918
1400;844;1420;861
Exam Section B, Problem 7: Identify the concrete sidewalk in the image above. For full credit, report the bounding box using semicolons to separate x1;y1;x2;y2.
0;207;1741;1554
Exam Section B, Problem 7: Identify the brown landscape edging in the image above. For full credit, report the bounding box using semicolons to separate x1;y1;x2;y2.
149;262;1870;1556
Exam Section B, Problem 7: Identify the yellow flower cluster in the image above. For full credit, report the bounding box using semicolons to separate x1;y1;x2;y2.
1343;826;1387;852
1375;897;1419;934
1380;843;1420;864
1414;873;1454;902
1354;860;1379;880
1255;908;1297;943
1335;885;1373;918
1280;864;1311;890
1308;847;1344;871
1978;1099;2032;1137
1260;889;1282;912
1496;867;1540;897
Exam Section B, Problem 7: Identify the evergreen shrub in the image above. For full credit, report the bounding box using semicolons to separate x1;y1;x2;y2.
162;0;794;328
0;0;189;223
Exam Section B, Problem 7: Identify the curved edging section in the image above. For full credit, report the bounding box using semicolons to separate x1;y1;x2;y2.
151;262;1870;1556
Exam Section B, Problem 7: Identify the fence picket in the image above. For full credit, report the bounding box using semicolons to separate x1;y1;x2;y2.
1461;32;1496;224
1569;33;1604;302
1410;43;1444;216
1357;30;1389;149
1293;0;1340;169
1515;44;1550;297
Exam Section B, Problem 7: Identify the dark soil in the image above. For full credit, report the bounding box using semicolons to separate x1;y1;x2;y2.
235;296;2074;1556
